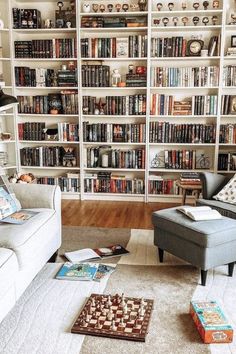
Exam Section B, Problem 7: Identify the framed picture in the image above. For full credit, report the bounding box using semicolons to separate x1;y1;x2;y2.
231;36;236;47
229;96;236;114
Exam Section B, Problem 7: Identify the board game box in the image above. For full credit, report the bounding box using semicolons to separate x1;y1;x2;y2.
71;293;154;342
190;301;233;344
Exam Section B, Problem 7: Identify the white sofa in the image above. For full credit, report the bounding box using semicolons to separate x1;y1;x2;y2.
0;183;61;323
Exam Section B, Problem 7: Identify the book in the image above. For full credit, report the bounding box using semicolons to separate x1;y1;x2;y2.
93;264;116;282
56;262;99;281
177;206;222;221
65;244;130;263
0;209;38;225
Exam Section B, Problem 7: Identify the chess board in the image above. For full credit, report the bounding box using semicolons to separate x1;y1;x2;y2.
71;293;154;342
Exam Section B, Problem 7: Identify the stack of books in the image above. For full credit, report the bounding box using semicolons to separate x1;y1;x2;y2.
179;172;201;185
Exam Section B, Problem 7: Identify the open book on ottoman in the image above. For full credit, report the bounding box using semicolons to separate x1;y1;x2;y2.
177;206;222;221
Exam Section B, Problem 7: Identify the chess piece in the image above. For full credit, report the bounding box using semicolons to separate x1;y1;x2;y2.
139;305;145;316
120;317;125;327
107;295;112;306
202;16;209;25
92;3;99;12
107;308;113;321
123;303;128;314
181;16;188;26
212;0;219;8
122;3;129;12
91;297;95;306
193;2;200;10
172;17;178;26
162;17;169;26
111;320;116;331
107;4;113;12
156;3;163;11
182;2;187;10
192;16;200;26
203;1;209;10
168;2;174;11
102;308;106;316
212;15;218;25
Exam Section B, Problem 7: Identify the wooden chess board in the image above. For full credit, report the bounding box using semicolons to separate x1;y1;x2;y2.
71;293;154;342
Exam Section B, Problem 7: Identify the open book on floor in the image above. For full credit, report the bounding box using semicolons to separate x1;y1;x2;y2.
177;206;222;221
65;244;129;263
56;262;99;281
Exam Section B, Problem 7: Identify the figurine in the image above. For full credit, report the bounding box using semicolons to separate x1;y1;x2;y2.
122;3;129;12
115;3;121;12
83;3;91;13
212;0;220;9
182;2;187;10
111;69;121;87
138;0;147;11
168;2;174;11
156;3;163;11
212;15;218;25
99;4;106;12
193;16;200;25
202;16;209;25
182;16;188;26
107;4;113;12
66;21;72;28
193;2;200;10
92;4;99;12
153;18;161;25
203;1;209;10
172;17;178;26
130;4;139;11
57;1;64;11
162;17;169;26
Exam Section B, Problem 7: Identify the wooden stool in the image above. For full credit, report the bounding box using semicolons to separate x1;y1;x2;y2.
176;181;202;205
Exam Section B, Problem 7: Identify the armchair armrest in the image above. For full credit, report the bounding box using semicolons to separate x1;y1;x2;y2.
200;172;226;199
11;183;61;213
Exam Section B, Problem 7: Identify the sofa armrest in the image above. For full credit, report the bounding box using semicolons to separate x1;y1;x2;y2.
200;172;226;199
11;183;61;212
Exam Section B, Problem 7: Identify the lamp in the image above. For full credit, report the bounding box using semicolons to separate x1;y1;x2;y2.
0;89;18;112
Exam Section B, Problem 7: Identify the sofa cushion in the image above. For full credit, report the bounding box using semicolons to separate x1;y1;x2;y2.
152;207;236;248
0;248;18;298
0;209;59;268
213;173;236;205
197;199;236;219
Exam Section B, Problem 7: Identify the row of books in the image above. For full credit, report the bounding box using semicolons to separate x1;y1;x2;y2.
81;65;110;87
81;16;147;28
149;122;216;144
15;67;77;87
223;65;236;87
150;66;219;88
150;94;218;116
81;36;147;58
12;8;42;29
221;95;235;115
148;177;180;195
37;174;80;193
18;122;79;142
218;152;236;171
17;92;78;115
20;146;78;167
219;124;236;144
152;150;197;170
84;172;145;194
14;39;77;59
83;122;146;143
86;147;145;169
150;36;220;58
82;95;146;116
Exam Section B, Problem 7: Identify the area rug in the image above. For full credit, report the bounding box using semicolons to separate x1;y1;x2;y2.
0;226;235;354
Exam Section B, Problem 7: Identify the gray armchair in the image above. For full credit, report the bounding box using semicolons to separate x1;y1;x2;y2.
197;172;236;219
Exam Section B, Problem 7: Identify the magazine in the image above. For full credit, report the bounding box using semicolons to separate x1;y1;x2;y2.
0;209;38;225
55;262;99;281
177;206;222;221
93;264;116;282
65;244;130;263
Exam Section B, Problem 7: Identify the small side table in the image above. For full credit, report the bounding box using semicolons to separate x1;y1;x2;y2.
176;181;202;205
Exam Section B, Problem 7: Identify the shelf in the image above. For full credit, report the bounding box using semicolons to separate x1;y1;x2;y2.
80;27;148;32
14;58;78;62
82;115;146;118
150;86;219;90
217;170;236;174
150;57;220;61
0;113;14;116
0;29;9;33
151;25;221;31
19;140;80;144
20;166;80;170
81;57;147;61
84;168;145;172
17;114;79;118
83;142;145;146
82;87;146;90
224;56;236;61
15;86;78;90
0;58;11;61
149;143;215;147
151;9;223;15
149;168;214;173
0;140;16;144
13;28;77;34
2;164;16;170
80;11;148;17
225;25;236;31
221;115;236;118
150;115;217;119
219;144;236;146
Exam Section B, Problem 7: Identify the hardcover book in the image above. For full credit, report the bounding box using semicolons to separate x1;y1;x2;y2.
56;262;99;281
177;206;222;221
93;264;116;282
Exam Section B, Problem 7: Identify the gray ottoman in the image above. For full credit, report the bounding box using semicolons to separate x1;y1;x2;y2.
152;207;236;286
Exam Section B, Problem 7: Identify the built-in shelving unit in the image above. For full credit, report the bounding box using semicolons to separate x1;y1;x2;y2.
0;0;235;201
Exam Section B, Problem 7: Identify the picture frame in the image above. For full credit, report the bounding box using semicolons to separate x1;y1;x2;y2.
231;35;236;47
230;95;236;114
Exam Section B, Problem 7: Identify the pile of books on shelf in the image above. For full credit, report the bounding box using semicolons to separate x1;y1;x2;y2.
173;100;192;116
218;152;236;171
223;65;236;87
81;16;147;28
37;172;80;193
179;172;201;185
226;47;236;57
221;95;235;115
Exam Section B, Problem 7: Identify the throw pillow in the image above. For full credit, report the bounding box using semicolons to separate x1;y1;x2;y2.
213;174;236;204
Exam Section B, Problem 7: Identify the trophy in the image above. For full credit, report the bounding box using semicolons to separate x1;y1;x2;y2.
107;4;113;12
202;16;209;25
162;17;169;26
212;0;220;9
92;3;99;12
212;15;218;25
122;3;129;12
168;2;174;11
182;16;188;26
172;17;178;26
203;1;209;10
115;4;121;12
182;2;187;10
156;3;163;11
193;2;200;10
193;16;200;26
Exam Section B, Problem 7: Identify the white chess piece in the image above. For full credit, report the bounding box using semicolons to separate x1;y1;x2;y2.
120;317;125;327
107;295;112;307
111;320;116;331
123;303;128;314
107;308;113;321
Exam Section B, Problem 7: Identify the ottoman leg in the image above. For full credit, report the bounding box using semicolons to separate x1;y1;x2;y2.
228;262;235;277
201;270;208;286
158;248;164;263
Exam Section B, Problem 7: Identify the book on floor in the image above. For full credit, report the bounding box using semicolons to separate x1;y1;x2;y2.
55;262;99;281
64;244;130;263
177;206;222;221
93;264;116;282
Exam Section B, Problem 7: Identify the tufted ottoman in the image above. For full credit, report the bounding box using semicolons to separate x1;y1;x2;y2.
152;207;236;286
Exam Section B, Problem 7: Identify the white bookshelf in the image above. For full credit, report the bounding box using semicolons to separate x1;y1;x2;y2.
0;0;235;201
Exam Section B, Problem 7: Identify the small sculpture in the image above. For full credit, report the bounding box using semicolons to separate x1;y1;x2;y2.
168;2;174;11
156;3;163;11
203;1;209;10
92;4;99;12
122;3;129;12
82;3;91;13
115;3;121;12
212;0;220;9
173;17;178;26
99;4;105;12
192;16;200;26
212;15;218;25
193;2;200;10
182;16;188;26
202;16;209;25
138;0;147;11
162;17;169;26
107;4;113;12
182;2;187;10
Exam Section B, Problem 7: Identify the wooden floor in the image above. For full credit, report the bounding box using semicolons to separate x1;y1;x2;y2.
62;200;179;229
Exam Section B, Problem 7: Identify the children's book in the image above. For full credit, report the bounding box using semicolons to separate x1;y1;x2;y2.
0;209;38;225
65;244;130;263
177;206;222;221
93;264;116;282
56;262;99;281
